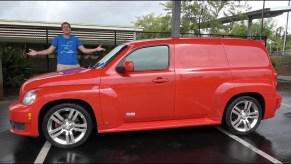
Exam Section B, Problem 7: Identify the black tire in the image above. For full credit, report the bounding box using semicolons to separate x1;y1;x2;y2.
224;96;262;135
42;103;93;149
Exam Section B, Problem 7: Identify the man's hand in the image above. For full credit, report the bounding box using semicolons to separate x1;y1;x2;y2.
26;49;37;56
78;45;105;54
96;45;105;51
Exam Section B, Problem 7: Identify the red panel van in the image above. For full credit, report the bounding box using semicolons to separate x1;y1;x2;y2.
9;38;282;148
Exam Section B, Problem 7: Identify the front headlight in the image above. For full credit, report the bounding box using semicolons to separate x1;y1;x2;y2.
22;91;37;105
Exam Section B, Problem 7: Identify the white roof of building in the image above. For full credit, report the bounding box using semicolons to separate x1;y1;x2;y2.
0;19;144;45
0;19;144;31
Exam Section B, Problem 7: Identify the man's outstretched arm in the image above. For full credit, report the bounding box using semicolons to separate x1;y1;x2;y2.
78;45;105;54
26;46;56;56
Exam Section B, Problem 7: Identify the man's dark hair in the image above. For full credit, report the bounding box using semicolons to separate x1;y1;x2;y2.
61;22;71;28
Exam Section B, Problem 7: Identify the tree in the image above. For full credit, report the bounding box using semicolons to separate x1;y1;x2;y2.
229;18;276;37
276;26;284;39
134;13;171;39
179;1;251;34
229;19;285;54
134;1;251;36
133;1;291;55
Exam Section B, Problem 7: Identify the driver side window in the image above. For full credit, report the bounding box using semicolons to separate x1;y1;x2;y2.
125;45;169;71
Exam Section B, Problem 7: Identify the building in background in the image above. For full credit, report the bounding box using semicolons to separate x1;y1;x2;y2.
0;19;143;73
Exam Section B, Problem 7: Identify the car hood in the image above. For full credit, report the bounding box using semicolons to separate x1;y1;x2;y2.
21;67;101;95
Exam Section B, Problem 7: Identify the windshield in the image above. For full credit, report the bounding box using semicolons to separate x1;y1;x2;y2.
92;45;127;69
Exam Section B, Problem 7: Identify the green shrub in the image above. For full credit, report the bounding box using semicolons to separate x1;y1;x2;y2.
271;59;276;68
0;44;33;87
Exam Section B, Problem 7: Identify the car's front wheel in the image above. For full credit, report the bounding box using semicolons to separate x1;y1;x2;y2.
224;96;262;135
42;103;93;148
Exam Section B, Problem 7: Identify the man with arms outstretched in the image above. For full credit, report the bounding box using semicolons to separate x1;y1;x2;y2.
27;22;105;71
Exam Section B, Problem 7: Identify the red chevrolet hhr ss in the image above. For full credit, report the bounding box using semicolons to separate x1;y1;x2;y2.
9;38;282;148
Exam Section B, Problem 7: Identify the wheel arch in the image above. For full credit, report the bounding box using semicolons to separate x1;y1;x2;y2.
38;99;97;136
222;92;265;123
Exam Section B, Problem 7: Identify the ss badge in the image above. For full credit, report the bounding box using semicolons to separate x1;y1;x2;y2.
126;112;136;117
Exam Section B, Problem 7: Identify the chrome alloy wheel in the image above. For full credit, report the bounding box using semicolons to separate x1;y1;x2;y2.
230;100;259;132
47;108;88;145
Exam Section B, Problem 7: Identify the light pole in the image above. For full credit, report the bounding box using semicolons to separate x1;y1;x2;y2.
171;0;181;37
283;0;291;56
198;8;204;36
260;0;266;39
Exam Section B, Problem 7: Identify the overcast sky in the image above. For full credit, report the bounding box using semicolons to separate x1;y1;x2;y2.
0;1;290;29
248;1;290;29
0;1;166;26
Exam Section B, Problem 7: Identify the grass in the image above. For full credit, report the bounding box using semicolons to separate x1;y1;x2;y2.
270;55;291;76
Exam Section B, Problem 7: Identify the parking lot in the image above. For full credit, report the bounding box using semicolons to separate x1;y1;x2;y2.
0;80;291;163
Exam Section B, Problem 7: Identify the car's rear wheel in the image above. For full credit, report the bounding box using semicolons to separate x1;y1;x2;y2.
224;96;262;135
42;103;93;148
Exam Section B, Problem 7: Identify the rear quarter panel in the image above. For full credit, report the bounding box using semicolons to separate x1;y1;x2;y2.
222;39;278;118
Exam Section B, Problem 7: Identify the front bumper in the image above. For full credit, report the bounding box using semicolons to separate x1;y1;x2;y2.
9;101;39;136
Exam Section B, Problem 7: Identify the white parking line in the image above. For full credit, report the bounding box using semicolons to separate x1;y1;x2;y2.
34;141;51;164
282;103;291;108
215;126;282;164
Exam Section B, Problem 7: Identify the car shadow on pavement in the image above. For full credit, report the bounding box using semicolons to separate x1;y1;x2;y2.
45;126;269;163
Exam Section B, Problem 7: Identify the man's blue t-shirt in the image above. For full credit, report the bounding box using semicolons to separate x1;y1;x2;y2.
51;35;82;65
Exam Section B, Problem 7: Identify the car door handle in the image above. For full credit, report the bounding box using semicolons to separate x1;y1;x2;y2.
152;77;169;83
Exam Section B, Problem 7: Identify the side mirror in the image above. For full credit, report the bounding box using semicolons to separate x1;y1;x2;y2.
116;61;134;73
123;61;134;72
